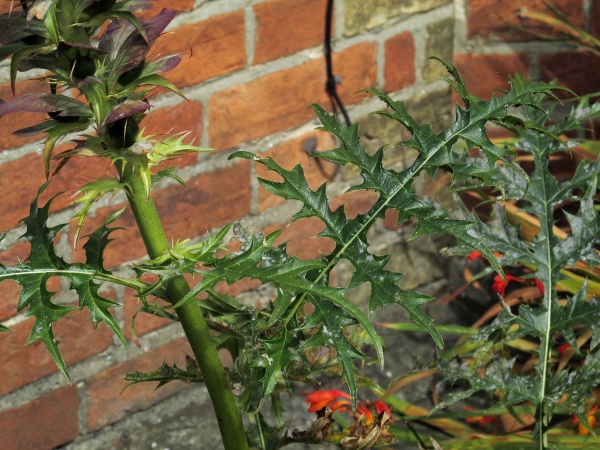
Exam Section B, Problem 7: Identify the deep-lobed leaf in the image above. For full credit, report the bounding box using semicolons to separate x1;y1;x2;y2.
0;185;127;379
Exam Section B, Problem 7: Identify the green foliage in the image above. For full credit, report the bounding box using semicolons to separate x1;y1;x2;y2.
0;184;127;379
124;355;204;388
435;97;600;448
4;2;598;449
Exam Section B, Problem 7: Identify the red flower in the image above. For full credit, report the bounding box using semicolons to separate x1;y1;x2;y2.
557;342;571;357
466;250;484;261
491;274;526;297
466;250;503;261
465;405;494;430
303;390;393;425
371;400;392;416
305;390;350;413
534;278;545;295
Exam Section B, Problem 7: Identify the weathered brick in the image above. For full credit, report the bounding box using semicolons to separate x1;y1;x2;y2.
467;0;584;41
210;43;377;150
123;288;172;341
70;161;251;268
253;0;328;64
330;190;379;220
539;51;600;96
453;53;529;100
86;337;192;431
0;151;113;232
384;31;416;92
256;131;336;212
0;280;20;322
0;305;113;395
264;217;335;260
138;0;195;21
142;100;204;168
0;80;48;151
423;18;454;83
344;0;451;36
0;1;14;14
149;11;246;89
0;386;79;450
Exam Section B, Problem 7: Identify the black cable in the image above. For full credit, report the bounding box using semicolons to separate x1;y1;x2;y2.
324;0;351;127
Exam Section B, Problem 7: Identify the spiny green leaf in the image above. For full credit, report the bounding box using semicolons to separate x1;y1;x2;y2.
300;300;366;409
120;73;186;99
10;43;55;95
434;357;538;414
72;179;125;249
42;0;59;45
150;225;383;408
43;121;90;179
252;323;301;399
123;359;203;390
0;184;127;379
439;94;600;443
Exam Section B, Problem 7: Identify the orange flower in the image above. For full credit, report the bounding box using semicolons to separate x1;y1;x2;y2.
574;404;598;435
464;405;494;431
303;390;393;425
304;390;350;413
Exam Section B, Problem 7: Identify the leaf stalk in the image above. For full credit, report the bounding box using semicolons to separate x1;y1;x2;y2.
123;168;249;450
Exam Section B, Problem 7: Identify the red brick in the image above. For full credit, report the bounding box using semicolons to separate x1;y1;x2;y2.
0;386;79;450
138;0;194;21
257;131;336;212
453;53;529;100
591;1;600;38
141;100;204;168
149;11;246;89
124;288;172;341
86;337;192;431
0;151;113;231
467;0;584;41
384;32;416;92
539;51;600;96
70;160;251;268
0;279;61;323
0;1;15;14
253;0;328;64
0;241;62;320
0;306;113;395
0;242;29;321
0;80;48;151
210;42;377;150
0;280;20;322
261;218;335;260
330;190;378;220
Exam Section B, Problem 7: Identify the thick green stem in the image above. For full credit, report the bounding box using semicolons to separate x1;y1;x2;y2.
124;169;249;450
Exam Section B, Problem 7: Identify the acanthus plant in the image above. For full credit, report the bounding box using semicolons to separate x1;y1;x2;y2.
434;96;600;449
0;1;580;449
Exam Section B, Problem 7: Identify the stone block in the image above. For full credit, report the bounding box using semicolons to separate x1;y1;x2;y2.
423;18;454;82
344;0;452;36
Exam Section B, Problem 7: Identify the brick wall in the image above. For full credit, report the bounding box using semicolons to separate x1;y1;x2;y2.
0;1;455;448
455;0;600;101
